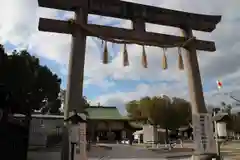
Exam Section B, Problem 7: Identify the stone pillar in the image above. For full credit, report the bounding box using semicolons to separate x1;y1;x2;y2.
62;7;88;160
64;7;88;118
182;28;219;160
182;28;207;114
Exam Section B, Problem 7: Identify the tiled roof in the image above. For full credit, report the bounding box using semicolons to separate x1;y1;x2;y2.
14;106;129;121
213;113;230;122
13;113;64;119
128;122;142;129
85;106;128;120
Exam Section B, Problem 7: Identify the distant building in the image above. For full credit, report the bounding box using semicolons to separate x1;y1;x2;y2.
14;114;63;146
14;106;140;146
133;125;181;145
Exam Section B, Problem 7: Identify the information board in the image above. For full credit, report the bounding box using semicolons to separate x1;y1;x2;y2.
79;123;87;144
69;123;87;160
78;123;87;160
69;125;79;143
192;113;216;154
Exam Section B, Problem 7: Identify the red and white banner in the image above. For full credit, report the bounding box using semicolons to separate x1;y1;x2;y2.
216;80;222;89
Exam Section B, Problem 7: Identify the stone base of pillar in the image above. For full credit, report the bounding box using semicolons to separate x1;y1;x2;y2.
61;126;69;160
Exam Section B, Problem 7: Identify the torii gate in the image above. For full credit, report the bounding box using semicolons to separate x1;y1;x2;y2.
37;0;221;159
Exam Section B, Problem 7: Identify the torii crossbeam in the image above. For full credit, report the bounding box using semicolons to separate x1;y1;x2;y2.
37;0;221;160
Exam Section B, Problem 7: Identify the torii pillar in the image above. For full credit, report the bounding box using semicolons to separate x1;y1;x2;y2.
64;8;87;119
63;7;88;160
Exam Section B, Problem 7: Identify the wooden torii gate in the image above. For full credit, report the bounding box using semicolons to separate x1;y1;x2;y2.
37;0;221;159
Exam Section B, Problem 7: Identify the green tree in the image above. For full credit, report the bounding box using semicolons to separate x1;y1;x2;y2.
126;100;144;121
138;96;153;122
41;99;62;115
0;45;8;107
222;103;232;115
0;44;5;65
0;46;62;159
221;103;233;131
171;97;192;127
147;96;165;125
60;90;90;115
125;96;191;129
231;112;240;133
125;96;192;144
0;47;61;115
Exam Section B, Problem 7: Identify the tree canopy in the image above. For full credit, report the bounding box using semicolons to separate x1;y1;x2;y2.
0;45;61;115
231;112;240;133
58;89;90;115
126;96;192;130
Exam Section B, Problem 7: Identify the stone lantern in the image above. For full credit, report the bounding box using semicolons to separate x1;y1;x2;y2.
212;113;230;141
64;110;87;160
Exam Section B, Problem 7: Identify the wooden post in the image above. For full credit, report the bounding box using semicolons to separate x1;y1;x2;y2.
132;19;145;32
62;8;88;160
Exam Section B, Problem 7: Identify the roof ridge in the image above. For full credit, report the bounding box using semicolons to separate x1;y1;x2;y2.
88;106;117;109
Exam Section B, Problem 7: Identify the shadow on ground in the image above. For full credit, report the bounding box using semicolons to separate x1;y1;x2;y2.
28;144;195;160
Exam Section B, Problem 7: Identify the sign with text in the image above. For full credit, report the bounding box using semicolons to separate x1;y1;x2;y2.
69;123;87;160
79;123;86;144
75;123;87;160
69;125;79;143
192;113;216;154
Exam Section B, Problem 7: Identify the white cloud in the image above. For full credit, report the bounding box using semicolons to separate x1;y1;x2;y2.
1;0;240;113
84;78;115;90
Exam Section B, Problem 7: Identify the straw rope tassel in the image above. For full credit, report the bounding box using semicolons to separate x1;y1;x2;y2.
178;47;184;70
123;44;129;66
67;18;75;25
112;42;115;50
102;41;108;64
142;46;148;68
101;39;104;48
162;48;168;70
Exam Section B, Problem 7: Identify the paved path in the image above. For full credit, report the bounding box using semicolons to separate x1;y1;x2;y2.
88;144;193;159
28;144;192;160
221;142;240;159
28;143;238;160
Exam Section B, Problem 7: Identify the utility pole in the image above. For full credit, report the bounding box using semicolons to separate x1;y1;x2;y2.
37;0;221;159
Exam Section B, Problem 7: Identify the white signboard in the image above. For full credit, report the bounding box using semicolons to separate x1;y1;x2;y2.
217;122;227;137
192;113;216;154
70;125;79;143
69;123;87;160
